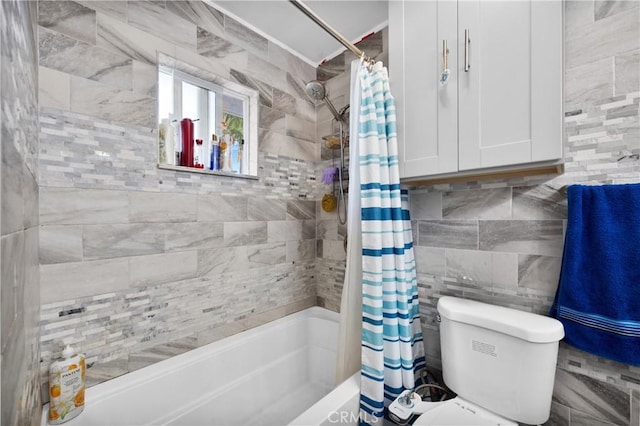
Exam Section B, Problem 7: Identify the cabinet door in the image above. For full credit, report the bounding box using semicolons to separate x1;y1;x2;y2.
458;0;562;171
389;0;458;179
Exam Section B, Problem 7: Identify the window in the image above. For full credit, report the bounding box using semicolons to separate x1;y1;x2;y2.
157;57;258;178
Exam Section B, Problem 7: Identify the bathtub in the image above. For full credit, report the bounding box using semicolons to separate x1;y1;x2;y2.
41;307;360;426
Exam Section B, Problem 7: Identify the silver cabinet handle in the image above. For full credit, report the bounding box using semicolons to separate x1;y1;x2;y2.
442;39;449;71
440;39;451;86
464;29;471;72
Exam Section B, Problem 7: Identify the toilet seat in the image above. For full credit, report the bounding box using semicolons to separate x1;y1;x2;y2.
412;398;518;426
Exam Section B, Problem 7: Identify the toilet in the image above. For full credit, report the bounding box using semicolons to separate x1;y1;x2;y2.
391;296;564;425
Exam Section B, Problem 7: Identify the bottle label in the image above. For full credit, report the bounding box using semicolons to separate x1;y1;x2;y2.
49;355;86;424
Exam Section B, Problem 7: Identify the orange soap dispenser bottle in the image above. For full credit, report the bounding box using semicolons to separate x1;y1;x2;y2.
48;344;86;424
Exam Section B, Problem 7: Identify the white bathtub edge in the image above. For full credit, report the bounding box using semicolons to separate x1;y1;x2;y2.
288;372;360;426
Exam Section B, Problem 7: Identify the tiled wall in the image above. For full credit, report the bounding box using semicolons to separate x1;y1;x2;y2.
1;1;42;424
37;0;321;397
409;2;639;425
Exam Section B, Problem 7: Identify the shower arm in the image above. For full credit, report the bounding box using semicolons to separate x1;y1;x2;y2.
325;97;346;124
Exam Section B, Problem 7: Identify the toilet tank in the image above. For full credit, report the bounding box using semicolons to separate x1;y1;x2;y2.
437;296;564;425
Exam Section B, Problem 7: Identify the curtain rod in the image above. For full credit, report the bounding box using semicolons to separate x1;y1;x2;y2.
289;0;373;66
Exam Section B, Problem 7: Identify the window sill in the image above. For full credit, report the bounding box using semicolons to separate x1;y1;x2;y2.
158;164;259;180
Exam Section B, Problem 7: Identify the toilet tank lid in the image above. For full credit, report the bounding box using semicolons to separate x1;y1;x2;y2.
437;297;565;343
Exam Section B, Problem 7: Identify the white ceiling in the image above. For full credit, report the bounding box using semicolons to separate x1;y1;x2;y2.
209;1;388;67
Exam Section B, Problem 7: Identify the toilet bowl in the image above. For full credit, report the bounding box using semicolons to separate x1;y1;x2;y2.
388;296;564;425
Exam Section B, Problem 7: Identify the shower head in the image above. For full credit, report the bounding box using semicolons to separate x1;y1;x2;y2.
305;80;345;123
305;80;326;101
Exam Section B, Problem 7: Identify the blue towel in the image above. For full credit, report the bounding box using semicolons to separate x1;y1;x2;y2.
550;183;640;366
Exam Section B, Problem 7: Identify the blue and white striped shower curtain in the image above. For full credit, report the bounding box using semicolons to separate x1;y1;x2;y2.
357;62;425;425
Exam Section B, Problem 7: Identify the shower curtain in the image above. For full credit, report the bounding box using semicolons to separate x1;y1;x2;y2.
354;61;425;425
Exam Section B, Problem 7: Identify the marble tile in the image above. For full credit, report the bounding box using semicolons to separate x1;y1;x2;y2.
445;249;493;284
258;128;284;156
553;369;630;425
127;0;196;49
565;57;614;107
97;13;176;65
38;1;96;45
247;198;286;221
132;60;156;97
246;305;290;329
442;188;512;220
165;222;224;251
286;200;316;220
196;26;245;61
70;76;155;127
259;106;286;133
129;251;198;287
224;222;267;246
39;27;133;91
129;192;197;223
79;1;128;22
166;1;224;37
595;0;639;21
22;162;39;230
224;15;268;60
248;243;286;266
128;336;198;372
83;223;165;260
1;233;24;346
172;44;232;82
566;6;639;69
491;252;519;288
84;357;129;388
247;53;287;93
1;140;25;235
197;194;247;222
301;220;316;240
230;69;273;108
565;1;595;30
317;53;345;82
285;72;310;105
284;135;317;162
632;389;639;426
39;66;70;110
571;409;621;426
285;114;316;143
40;258;130;303
410;192;443;220
39;225;83;264
615;50;640;95
286;239;315;262
322;240;346;261
512;185;568;220
545;402;570;426
198;321;248;346
518;255;562;293
40;187;129;225
418;220;479;250
197;246;248;276
268;220;302;242
479;220;564;257
414;246;446;276
273;88;297;116
268;42;315;84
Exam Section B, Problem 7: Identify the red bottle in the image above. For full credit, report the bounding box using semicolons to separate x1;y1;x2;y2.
180;118;194;167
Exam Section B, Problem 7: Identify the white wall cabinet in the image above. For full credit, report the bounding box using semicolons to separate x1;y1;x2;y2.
389;0;563;181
